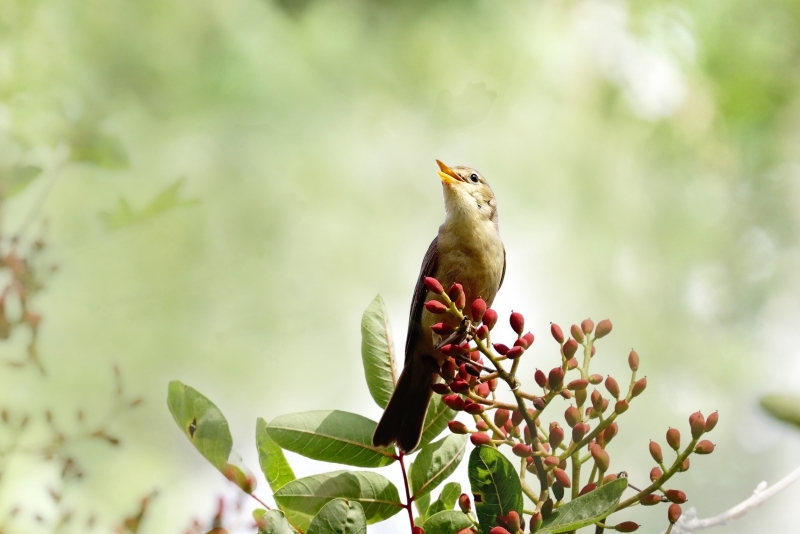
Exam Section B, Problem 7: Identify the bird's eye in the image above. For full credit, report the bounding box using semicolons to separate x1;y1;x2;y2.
470;174;479;183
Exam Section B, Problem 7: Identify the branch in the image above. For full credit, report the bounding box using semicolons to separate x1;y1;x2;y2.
667;464;800;533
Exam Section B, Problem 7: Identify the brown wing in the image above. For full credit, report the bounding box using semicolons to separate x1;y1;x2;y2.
499;246;506;290
404;237;439;363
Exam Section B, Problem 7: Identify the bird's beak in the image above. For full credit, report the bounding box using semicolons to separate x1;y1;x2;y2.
436;159;463;184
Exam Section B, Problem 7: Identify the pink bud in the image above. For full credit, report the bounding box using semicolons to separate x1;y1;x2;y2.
570;324;584;343
649;441;663;463
475;324;489;339
459;493;471;512
628;350;639;371
581;318;594;334
567;379;589;391
572;423;589;442
614;400;628;414
614;521;639;532
694;440;715;454
510;312;525;335
424;277;444;293
605;376;620;398
668;504;682;524
482;309;498;330
476;420;489;432
548;368;564;389
565;406;581;427
603;422;618;443
431;322;454;335
551;323;564;344
470;432;492;446
579;483;596;496
442;394;465;411
690;412;705;439
665;489;687;504
530;512;543;533
588;374;603;385
493;343;510;356
413;527;425;534
512;443;533;457
511;410;523;427
640;494;662;506
650;467;663;482
553;468;571;488
448;420;468;434
595;319;612;339
563;339;579;359
543;456;559;468
666;428;681;450
475;382;490;398
450;380;469;393
591;445;610;471
632;377;647;397
705;411;719;432
506;346;525;360
494;409;510;428
425;300;448;314
535;369;547;388
471;298;486;322
567;358;579;369
464;402;484;415
440;359;456;381
549;423;564;448
489;528;510;534
431;383;450;395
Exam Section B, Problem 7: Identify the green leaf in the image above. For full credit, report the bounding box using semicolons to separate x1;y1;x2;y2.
257;417;296;492
274;470;402;531
468;446;523;534
361;295;397;408
418;394;456;449
427;481;462;517
167;381;232;471
410;435;467;499
761;395;800;428
266;410;396;468
306;499;367;534
422;510;474;534
416;492;431;519
539;478;628;534
7;165;42;197
254;509;296;534
221;450;257;493
99;178;198;230
71;132;129;169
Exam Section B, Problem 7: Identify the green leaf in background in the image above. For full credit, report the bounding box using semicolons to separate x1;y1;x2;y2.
266;410;396;467
167;381;232;471
425;482;461;518
99;177;198;230
7;165;42;197
257;417;296;492
468;445;523;534
410;434;467;499
418;395;456;450
539;478;628;534
761;395;800;428
361;295;397;408
274;470;402;531
416;491;431;519
71;131;129;169
254;509;296;534
306;499;367;534
422;510;474;534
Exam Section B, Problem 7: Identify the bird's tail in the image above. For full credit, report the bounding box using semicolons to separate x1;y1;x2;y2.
372;354;438;452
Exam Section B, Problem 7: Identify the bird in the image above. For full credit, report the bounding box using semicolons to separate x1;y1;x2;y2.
372;160;505;452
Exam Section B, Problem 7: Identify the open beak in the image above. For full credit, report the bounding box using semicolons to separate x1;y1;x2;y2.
436;159;463;184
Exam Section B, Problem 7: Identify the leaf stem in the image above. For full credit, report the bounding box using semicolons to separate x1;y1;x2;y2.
398;451;416;530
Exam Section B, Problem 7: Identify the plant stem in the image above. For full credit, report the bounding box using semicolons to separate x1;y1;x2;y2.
398;451;415;530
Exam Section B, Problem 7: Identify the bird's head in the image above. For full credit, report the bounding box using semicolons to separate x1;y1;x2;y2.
436;159;498;226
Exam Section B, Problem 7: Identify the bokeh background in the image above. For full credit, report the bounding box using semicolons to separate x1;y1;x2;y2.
2;0;800;532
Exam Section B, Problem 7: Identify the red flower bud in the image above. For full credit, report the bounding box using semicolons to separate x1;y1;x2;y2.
553;468;571;488
470;298;486;322
560;390;573;400
475;382;491;398
424;277;444;294
497;511;520;533
550;323;564;344
413;527;425;534
591;390;602;410
510;312;525;335
640;494;662;506
605;376;620;398
512;443;533;457
601;398;610;413
532;396;546;410
614;400;629;414
511;410;524;427
448;420;469;434
666;428;681;450
523;331;535;346
650;467;663;482
649;441;663;463
442;394;465;411
489;528;510;534
431;383;450;395
680;457;690;472
506;346;525;360
628;350;639;371
425;300;448;314
575;388;587;406
493;343;510;356
694;440;715;454
450;380;469;393
475;324;489;339
563;338;579;359
665;489;687;504
567;358;579;369
614;521;639;532
464;402;484;415
441;359;457;381
581;318;594;334
494;409;510;428
530;512;543;533
705;411;719;432
603;422;618;442
570;324;584;343
482;308;498;330
588;374;603;385
431;322;455;335
488;378;498;391
548;368;564;389
572;423;589;442
549;423;564;448
544;455;560;468
514;337;529;349
632;377;647;397
595;432;606;448
564;406;581;427
448;282;463;301
668;503;682;524
459;493;471;512
691;413;705;440
591;445;610;471
579;483;597;496
470;432;492;446
476;420;489;432
567;379;589;391
535;369;547;388
595;319;612;339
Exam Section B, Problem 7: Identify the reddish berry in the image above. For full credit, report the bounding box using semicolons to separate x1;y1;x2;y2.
494;409;510;428
448;420;469;434
431;322;455;335
614;521;639;532
595;319;612;339
475;324;489;339
614;400;629;414
668;503;682;524
579;483;597;496
691;413;705;439
705;411;719;432
459;493;471;512
567;378;589;391
482;309;498;330
442;394;465;411
548;368;564;389
563;338;579;359
570;324;584;343
440;359;456;381
572;423;589;442
581;318;594;334
667;428;681;450
628;350;639;371
632;377;647;397
694;440;715;454
549;423;564;448
506;346;525;360
588;374;603;385
640;494;662;506
425;300;448;314
476;420;489;432
649;441;663;463
424;277;444;293
603;422;618;442
605;376;620;398
553;468;571;488
535;369;547;388
530;512;543;533
431;383;450;395
470;432;492;446
591;444;610;471
665;489;687;504
464;403;484;415
551;323;564;344
489;528;510;534
650;466;663;482
522;331;535;346
493;343;510;356
512;443;533;457
510;312;524;335
471;298;486;322
564;406;580;427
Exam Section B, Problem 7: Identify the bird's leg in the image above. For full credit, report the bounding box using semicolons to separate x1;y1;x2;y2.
435;317;473;351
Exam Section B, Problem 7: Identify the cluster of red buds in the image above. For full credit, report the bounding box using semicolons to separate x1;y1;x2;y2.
420;276;718;534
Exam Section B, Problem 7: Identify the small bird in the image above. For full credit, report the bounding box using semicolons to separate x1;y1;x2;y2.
373;160;505;452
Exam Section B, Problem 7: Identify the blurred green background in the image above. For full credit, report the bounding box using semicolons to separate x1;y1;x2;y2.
3;0;800;531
